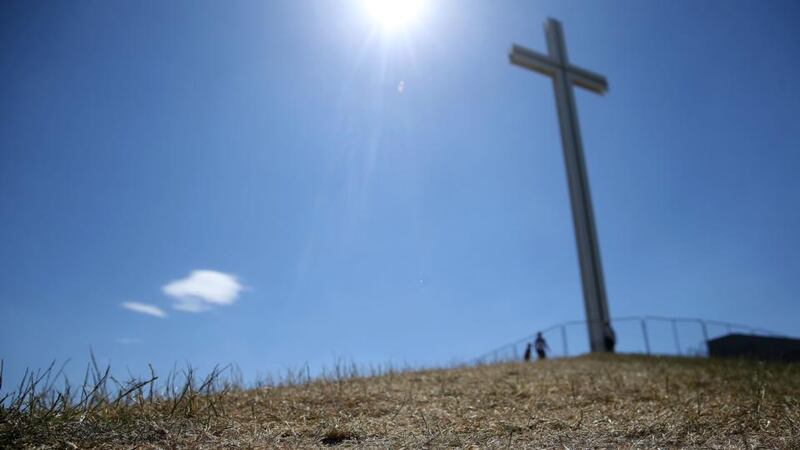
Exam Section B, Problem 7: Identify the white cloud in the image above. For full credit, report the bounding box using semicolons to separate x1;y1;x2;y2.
172;298;212;313
162;270;244;313
116;337;143;345
121;301;167;318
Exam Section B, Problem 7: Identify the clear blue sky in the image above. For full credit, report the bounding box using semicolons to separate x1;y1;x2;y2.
2;0;799;385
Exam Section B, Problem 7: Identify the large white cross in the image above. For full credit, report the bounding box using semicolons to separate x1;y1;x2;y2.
510;18;613;352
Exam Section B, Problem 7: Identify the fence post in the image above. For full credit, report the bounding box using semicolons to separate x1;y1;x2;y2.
671;319;681;355
641;319;651;355
561;325;568;357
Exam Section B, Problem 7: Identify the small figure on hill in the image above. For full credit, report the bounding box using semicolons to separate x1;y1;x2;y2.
534;332;549;360
604;321;616;353
523;342;532;362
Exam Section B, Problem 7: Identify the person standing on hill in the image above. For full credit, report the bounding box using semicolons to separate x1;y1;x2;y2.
534;332;549;360
523;342;532;361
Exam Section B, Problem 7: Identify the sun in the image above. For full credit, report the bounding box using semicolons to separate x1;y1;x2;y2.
363;0;426;31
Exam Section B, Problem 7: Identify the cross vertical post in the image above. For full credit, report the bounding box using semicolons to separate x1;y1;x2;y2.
510;18;612;352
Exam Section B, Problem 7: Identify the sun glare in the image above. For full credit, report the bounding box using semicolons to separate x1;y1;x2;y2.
363;0;426;31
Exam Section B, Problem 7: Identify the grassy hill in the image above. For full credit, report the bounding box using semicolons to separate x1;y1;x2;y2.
2;354;799;448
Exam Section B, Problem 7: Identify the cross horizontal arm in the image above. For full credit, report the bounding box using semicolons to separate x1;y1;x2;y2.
509;44;609;95
509;44;559;77
568;66;608;95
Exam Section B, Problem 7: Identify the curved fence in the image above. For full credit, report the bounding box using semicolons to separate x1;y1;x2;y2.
474;316;785;364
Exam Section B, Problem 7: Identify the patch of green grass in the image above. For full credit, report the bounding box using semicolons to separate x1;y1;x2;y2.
2;354;799;448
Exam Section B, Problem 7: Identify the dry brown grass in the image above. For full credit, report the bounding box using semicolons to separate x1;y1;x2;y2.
2;354;799;448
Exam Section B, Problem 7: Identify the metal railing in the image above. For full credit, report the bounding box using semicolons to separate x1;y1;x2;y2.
474;316;784;364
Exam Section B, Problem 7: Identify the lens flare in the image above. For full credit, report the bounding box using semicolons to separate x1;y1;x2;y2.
363;0;425;31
